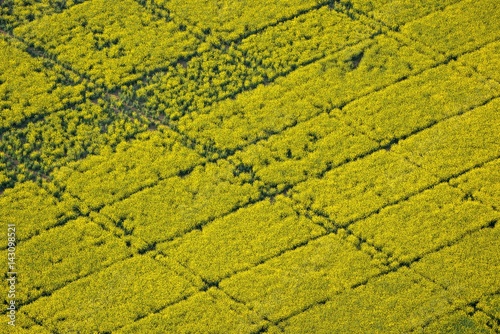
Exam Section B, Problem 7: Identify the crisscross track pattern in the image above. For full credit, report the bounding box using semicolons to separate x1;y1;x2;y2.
1;0;499;332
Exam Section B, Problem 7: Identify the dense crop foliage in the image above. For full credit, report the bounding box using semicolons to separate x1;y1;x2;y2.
350;183;498;264
143;0;325;47
123;7;377;122
279;268;455;333
403;0;500;56
2;0;499;332
0;181;78;243
178;34;436;158
13;0;199;90
0;0;88;31
0;37;84;130
338;0;462;28
51;127;202;210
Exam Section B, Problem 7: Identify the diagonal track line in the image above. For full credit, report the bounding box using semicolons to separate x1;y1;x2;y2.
5;0;499;330
127;0;336;88
3;0;482;203
16;150;500;324
267;220;499;330
6;0;498;312
109;254;274;333
333;0;500;75
5;81;494;314
120;5;384;130
14;83;500;260
99;153;500;331
10;32;429;243
1;4;373;194
447;159;500;214
333;0;467;37
408;288;500;333
451;40;500;87
343;0;500;70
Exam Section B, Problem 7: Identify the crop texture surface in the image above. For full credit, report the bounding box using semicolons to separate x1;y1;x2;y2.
1;0;499;332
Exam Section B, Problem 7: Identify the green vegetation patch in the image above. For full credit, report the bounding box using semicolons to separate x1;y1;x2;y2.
0;101;147;180
160;195;325;283
22;255;204;333
117;288;267;334
220;233;383;322
0;150;20;190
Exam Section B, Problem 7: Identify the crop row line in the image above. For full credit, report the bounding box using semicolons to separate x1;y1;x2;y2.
261;267;436;329
116;252;275;333
0;29;87;85
9;57;498;307
1;0;335;102
180;35;500;162
409;288;500;333
109;152;500;332
0;1;368;195
3;0;496;328
1;254;136;314
358;90;499;150
120;3;380;119
387;15;500;82
447;158;500;215
334;0;500;81
1;0;479;198
13;66;499;258
124;31;384;158
11;28;422;244
454;48;500;87
16;148;499;326
126;0;335;88
324;0;500;115
13;182;294;311
0;31;151;194
1;0;491;196
268;219;498;331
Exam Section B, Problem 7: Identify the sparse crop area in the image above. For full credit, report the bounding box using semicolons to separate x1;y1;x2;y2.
1;0;499;332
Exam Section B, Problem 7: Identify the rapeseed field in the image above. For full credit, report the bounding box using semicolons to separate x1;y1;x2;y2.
1;0;499;332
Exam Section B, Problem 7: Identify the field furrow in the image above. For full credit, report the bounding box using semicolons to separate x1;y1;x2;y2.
2;0;498;332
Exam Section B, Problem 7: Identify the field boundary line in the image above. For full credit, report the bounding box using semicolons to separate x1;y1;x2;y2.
15;152;499;321
408;288;500;333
